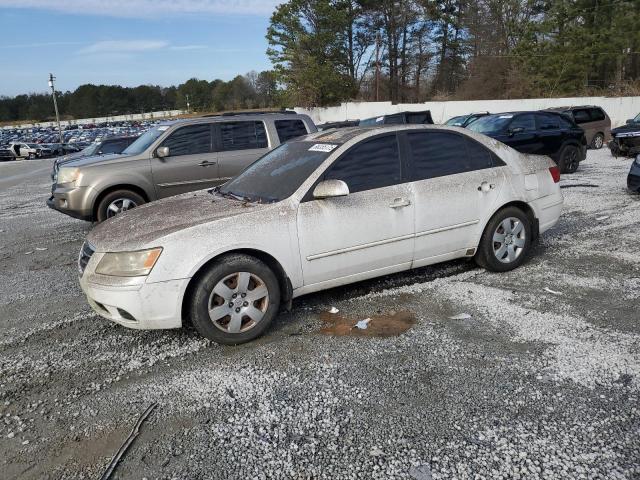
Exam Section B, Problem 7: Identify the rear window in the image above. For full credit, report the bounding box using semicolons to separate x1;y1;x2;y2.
219;121;267;151
275;119;308;143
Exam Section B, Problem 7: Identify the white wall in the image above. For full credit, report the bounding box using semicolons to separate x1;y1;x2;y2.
295;97;640;128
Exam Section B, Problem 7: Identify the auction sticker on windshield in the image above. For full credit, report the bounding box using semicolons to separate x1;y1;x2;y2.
309;144;338;152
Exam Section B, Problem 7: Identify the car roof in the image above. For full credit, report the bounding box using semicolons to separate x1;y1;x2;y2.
166;112;308;127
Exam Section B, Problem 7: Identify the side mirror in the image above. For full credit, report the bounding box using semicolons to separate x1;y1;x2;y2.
508;126;524;136
156;146;170;158
313;179;349;199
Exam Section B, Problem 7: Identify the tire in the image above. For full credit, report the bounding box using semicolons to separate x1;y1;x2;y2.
95;189;145;222
188;254;281;345
28;152;35;160
558;144;580;174
475;206;532;272
591;133;604;150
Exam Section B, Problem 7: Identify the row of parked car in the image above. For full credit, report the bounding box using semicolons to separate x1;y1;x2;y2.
39;107;637;345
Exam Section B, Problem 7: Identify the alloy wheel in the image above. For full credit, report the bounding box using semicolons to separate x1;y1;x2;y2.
106;198;138;218
594;135;603;149
492;217;526;263
208;271;269;334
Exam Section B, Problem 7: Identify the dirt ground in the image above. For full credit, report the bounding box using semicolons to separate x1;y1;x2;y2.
0;149;639;479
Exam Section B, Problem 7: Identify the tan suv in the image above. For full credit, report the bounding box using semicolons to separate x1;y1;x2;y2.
47;112;316;222
546;106;611;149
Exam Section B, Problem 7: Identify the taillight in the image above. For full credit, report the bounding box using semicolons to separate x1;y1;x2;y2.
549;166;561;183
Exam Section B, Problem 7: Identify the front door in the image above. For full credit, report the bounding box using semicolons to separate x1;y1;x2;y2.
505;113;540;154
150;123;220;198
404;131;506;266
215;121;270;182
297;134;415;288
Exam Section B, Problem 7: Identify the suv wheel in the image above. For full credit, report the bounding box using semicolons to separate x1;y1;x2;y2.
558;145;580;174
28;152;35;160
96;189;145;222
475;207;532;272
591;133;604;150
188;254;281;345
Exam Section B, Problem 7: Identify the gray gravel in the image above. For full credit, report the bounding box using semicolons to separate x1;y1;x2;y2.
0;151;639;479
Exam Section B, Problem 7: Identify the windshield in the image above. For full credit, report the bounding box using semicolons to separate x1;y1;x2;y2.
218;141;334;203
122;126;167;155
634;113;640;123
468;115;512;134
445;116;467;126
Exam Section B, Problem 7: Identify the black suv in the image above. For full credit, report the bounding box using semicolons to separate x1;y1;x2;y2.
468;111;587;173
610;113;640;157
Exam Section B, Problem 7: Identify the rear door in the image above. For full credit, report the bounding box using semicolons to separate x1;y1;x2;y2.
216;121;270;181
405;131;507;265
150;123;219;198
535;113;564;155
297;134;415;287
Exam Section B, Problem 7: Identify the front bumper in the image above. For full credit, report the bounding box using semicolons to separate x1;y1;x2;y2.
79;273;188;330
47;184;94;221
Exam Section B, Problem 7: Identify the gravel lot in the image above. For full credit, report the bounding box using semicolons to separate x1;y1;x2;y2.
1;150;639;479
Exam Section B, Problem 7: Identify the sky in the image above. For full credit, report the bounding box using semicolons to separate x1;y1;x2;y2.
0;0;282;96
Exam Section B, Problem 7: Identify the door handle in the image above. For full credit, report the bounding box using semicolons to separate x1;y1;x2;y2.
198;161;217;167
478;182;495;192
389;198;411;209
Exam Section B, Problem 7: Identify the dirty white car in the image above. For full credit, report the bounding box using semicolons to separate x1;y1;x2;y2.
79;126;563;344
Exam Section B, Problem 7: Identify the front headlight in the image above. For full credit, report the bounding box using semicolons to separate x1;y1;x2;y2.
57;167;81;185
95;248;162;277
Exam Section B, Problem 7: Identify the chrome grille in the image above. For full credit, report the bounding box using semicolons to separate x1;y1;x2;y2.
78;242;95;276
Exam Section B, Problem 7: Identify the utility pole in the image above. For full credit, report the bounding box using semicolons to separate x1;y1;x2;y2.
375;32;380;102
48;73;64;144
185;94;191;113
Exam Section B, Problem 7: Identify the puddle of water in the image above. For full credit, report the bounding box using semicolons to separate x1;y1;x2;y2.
319;310;416;337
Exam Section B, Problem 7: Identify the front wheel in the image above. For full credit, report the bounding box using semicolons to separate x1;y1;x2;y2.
558;145;580;174
475;207;532;272
188;254;281;345
96;189;145;222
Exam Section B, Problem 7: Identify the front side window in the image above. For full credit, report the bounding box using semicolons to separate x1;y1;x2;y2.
219;121;267;151
509;114;536;132
161;124;211;156
407;131;493;181
324;135;401;193
275;119;308;143
468;115;512;134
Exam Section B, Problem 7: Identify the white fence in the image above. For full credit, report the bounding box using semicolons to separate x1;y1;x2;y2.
4;110;186;130
295;96;640;128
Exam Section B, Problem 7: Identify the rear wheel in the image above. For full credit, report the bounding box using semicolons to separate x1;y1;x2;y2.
96;189;145;222
475;207;532;272
188;254;281;345
591;133;604;150
558;145;580;174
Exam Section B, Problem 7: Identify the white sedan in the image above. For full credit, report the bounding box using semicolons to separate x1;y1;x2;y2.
78;125;563;344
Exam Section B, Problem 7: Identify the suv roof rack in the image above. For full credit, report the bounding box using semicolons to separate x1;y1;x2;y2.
201;110;297;118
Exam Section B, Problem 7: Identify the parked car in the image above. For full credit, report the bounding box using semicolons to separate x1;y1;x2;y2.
444;112;490;128
48;112;317;222
545;105;611;149
609;113;640;158
8;142;52;159
78;124;563;344
0;147;13;161
52;136;139;180
468;111;587;173
359;110;434;126
628;155;640;193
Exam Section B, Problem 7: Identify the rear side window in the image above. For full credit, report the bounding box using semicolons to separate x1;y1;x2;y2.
406;112;431;124
510;114;536;131
589;108;606;122
573;109;591;124
536;113;561;130
275;119;308;143
324;134;401;193
162;125;211;156
407;132;493;181
219;121;267;151
383;114;405;125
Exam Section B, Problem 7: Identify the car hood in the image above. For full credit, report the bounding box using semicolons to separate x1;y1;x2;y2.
612;123;640;136
62;153;126;168
87;190;272;252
